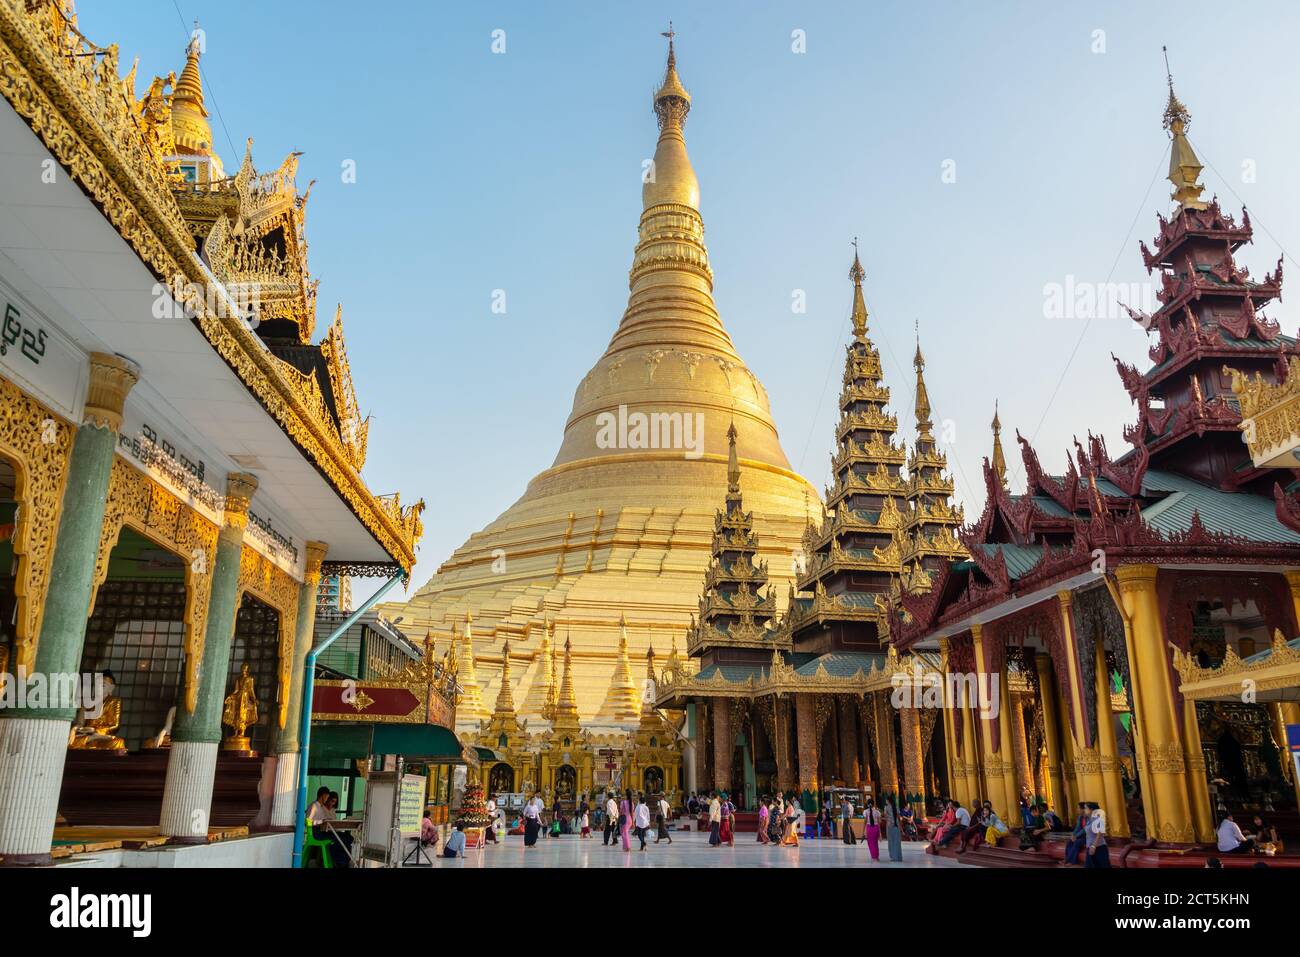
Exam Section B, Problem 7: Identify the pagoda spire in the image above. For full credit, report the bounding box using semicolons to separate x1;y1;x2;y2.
849;239;869;340
913;326;933;439
552;633;580;730
1162;47;1207;211
456;612;490;723
492;640;517;719
901;329;966;596
645;23;697;211
169;24;219;163
600;614;642;724
991;401;1009;490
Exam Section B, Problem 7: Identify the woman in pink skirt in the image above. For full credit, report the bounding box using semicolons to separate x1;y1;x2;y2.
863;799;882;861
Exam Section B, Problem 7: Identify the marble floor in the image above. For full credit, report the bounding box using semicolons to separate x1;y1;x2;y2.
423;830;973;868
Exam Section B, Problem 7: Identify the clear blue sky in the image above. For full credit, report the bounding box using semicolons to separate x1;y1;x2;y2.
77;1;1300;599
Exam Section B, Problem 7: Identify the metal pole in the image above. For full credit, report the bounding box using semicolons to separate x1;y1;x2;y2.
291;570;406;867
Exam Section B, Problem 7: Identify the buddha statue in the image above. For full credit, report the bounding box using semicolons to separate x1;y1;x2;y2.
69;671;127;751
221;662;259;752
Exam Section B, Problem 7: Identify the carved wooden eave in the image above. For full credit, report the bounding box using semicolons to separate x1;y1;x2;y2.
1174;629;1300;701
0;1;421;572
1140;199;1253;274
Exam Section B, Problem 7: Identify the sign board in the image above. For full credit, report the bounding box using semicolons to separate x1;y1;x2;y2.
361;771;426;865
0;275;86;422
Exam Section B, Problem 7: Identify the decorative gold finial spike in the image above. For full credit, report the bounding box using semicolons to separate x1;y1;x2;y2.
991;400;1008;490
913;324;932;434
1160;47;1206;211
726;420;741;494
849;241;868;338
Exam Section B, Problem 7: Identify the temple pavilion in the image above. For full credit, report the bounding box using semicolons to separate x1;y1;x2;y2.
894;70;1300;859
0;3;423;864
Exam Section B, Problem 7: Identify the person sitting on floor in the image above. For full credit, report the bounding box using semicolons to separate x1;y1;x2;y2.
420;809;439;849
1216;812;1256;855
899;800;919;840
1040;801;1065;832
927;801;959;852
443;823;467;858
1019;802;1050;850
957;803;990;854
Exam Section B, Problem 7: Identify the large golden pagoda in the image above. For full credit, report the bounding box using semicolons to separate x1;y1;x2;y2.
392;34;817;728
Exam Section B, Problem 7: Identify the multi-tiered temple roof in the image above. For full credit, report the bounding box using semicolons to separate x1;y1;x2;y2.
686;424;784;660
896;74;1300;648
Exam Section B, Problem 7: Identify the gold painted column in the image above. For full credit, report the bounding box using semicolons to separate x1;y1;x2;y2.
712;698;733;795
994;647;1022;814
1058;592;1106;811
1010;693;1032;800
1092;637;1130;838
1184;698;1215;843
900;705;926;808
959;693;982;803
972;625;1011;817
938;639;966;806
794;693;820;796
1034;653;1070;813
1270;702;1300;814
872;691;899;800
774;697;796;795
1115;565;1194;843
837;697;861;787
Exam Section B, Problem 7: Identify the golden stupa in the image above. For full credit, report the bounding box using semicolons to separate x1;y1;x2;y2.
393;34;817;729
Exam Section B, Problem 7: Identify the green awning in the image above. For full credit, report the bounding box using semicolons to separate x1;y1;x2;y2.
310;723;471;763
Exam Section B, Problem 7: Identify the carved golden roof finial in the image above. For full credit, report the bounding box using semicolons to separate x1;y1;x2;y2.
726;419;741;494
849;239;869;339
170;23;218;163
991;400;1008;490
913;323;932;434
557;631;579;714
1162;47;1206;211
645;24;698;210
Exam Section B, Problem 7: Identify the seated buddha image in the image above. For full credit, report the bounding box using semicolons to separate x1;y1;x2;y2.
68;671;126;752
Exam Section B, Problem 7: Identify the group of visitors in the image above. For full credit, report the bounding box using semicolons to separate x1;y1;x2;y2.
1215;811;1280;856
753;793;805;847
590;790;673;852
307;786;353;867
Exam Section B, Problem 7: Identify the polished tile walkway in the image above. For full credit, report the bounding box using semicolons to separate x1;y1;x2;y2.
427;830;973;868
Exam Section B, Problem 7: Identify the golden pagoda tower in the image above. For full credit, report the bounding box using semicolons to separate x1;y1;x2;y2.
390;31;817;724
1163;53;1207;212
901;331;966;595
491;640;518;730
455;612;490;727
168;27;224;181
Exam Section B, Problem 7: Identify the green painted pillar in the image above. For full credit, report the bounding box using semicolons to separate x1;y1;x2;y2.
0;353;138;864
159;472;257;841
270;541;327;828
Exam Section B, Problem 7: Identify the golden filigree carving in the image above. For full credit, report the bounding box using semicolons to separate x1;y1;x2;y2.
0;377;73;671
92;458;219;712
0;2;421;572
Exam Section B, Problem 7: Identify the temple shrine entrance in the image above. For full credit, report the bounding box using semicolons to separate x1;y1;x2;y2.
228;593;281;756
555;764;577;801
79;527;189;751
643;765;663;794
489;762;515;795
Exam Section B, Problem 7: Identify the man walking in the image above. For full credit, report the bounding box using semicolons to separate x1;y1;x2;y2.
604;791;619;846
655;793;673;844
708;790;722;847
